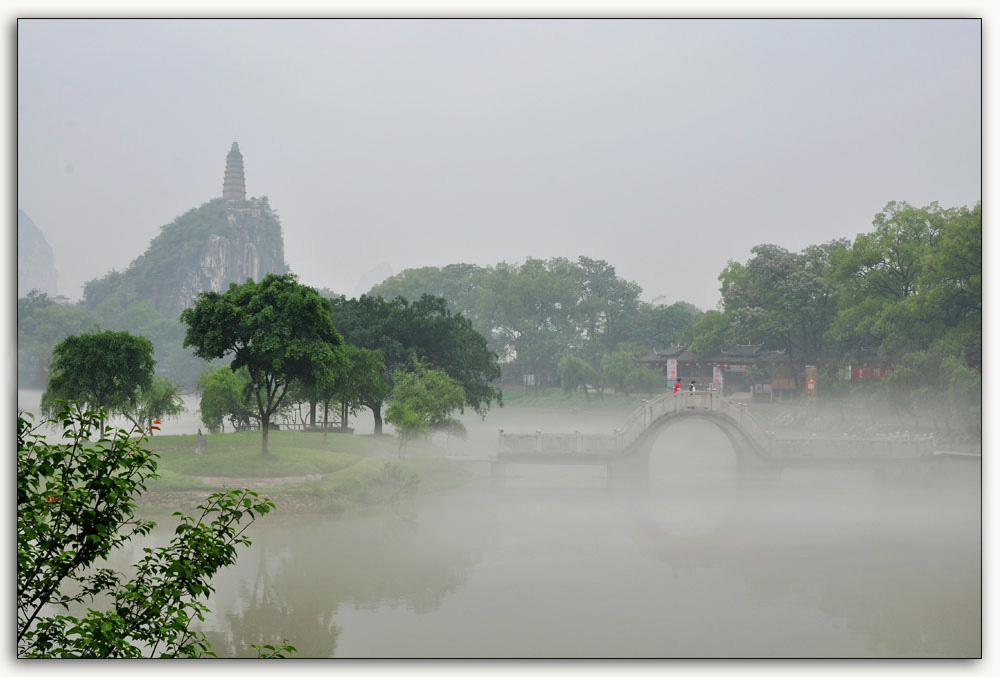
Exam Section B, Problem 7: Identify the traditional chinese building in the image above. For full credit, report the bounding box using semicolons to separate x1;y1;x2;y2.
635;344;797;399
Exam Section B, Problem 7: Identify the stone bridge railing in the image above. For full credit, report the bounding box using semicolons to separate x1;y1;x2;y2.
497;391;937;462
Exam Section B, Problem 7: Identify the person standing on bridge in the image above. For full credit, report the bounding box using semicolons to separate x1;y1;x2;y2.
673;378;682;394
689;380;696;392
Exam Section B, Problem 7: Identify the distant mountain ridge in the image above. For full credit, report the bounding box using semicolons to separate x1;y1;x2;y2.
17;209;57;297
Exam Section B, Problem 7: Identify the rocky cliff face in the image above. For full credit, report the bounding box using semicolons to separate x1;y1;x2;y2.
174;199;288;314
17;209;57;297
82;197;288;317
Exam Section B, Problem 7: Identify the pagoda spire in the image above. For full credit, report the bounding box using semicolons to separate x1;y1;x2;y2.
222;141;246;201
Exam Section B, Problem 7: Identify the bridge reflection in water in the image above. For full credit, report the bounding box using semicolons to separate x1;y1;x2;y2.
493;391;939;492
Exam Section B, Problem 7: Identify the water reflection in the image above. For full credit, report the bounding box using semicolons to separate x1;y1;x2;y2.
182;452;979;658
78;406;979;658
198;500;491;657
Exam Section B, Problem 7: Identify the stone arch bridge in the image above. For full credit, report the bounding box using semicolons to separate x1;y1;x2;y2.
493;391;937;489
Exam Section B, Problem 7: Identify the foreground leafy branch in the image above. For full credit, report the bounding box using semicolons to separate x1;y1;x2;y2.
17;403;295;658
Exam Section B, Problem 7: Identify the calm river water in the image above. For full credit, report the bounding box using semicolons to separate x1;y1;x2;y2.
19;392;981;657
131;422;982;657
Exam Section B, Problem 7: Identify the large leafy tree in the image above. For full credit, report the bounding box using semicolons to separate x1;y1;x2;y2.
688;310;734;357
328;293;501;434
830;201;948;355
621;301;701;351
574;256;643;361
181;274;344;455
717;240;847;377
40;330;156;434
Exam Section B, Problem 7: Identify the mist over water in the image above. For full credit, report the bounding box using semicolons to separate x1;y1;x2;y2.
70;400;978;659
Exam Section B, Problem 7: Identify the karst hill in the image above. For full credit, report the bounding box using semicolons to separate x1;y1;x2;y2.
82;142;288;318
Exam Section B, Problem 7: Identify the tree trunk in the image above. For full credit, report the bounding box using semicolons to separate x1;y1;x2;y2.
341;401;349;430
261;414;270;456
373;405;383;435
323;400;329;443
309;399;317;428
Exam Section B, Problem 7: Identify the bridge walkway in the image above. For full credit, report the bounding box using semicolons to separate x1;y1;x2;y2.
496;391;937;466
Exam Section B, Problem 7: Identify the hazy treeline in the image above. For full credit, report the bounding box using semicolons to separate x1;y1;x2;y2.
369;257;701;387
370;200;981;433
17;292;212;389
713;201;981;434
18;199;981;437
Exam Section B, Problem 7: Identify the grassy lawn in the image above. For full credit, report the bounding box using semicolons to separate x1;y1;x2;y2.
138;428;477;515
146;430;376;477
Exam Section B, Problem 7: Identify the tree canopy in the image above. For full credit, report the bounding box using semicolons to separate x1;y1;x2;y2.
385;359;466;455
369;256;692;389
328;293;501;434
181;273;344;454
41;330;156;432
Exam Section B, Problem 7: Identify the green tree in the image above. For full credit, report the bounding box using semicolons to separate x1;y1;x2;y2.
385;360;466;457
688;310;734;357
197;366;258;433
830;201;945;355
575;256;643;361
601;347;645;397
329;345;389;436
40;330;156;435
17;405;293;658
371;258;654;387
625;366;663;399
91;299;204;390
121;376;185;431
557;354;599;404
622;300;701;350
181;274;345;455
719;241;846;376
328;293;501;434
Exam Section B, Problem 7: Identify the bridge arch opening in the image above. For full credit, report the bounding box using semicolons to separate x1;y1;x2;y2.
644;417;743;537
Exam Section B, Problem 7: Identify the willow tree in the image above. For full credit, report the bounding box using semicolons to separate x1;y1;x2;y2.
181;274;344;456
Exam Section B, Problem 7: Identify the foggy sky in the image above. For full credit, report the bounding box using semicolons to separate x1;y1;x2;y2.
17;18;981;311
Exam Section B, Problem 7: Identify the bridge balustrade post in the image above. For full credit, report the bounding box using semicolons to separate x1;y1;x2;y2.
643;400;652;429
535;430;543;454
614;428;621;453
575;430;582;454
498;429;504;453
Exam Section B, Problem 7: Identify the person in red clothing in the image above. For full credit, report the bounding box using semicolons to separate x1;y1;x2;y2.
672;378;682;394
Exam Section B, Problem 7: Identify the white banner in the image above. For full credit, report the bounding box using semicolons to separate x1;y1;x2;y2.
667;359;677;380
